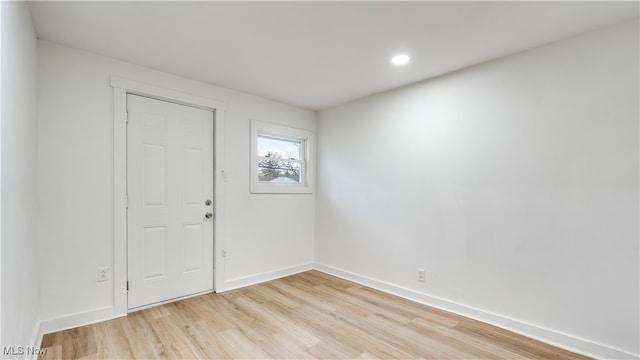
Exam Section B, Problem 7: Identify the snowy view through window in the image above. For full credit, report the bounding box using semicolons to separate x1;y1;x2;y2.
257;135;302;183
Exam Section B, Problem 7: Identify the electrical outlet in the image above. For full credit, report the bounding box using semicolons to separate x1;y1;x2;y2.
417;269;425;283
97;267;110;282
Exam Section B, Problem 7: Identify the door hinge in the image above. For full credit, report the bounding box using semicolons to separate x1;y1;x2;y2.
125;195;129;208
125;111;129;123
126;281;129;292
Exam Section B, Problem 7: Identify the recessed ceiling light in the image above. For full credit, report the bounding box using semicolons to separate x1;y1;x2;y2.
391;54;410;65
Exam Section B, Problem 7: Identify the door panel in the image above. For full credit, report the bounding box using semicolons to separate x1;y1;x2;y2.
183;223;203;272
143;144;167;206
143;226;167;279
127;94;214;310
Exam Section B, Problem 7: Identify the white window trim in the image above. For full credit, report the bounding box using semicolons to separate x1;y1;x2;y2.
250;120;315;194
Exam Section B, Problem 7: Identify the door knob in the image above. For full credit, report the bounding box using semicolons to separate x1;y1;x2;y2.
205;199;212;206
205;212;213;219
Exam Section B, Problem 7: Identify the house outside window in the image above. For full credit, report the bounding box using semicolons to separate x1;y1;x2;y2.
250;120;315;194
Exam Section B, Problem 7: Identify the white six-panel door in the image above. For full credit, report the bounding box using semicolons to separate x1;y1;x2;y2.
127;94;214;310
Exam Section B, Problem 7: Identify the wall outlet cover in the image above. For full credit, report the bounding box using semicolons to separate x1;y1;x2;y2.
97;267;110;282
417;269;425;282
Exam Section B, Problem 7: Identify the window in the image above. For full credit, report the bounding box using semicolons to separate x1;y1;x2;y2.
258;135;302;183
251;120;314;194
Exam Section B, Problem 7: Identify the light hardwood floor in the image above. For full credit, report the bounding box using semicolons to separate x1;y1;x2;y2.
40;270;590;359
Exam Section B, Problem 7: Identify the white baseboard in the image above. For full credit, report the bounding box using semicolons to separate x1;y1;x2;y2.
314;263;639;360
39;306;124;336
27;317;43;360
30;264;637;359
221;263;313;292
34;263;313;339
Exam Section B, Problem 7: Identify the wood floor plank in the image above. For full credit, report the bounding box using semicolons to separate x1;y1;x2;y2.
120;311;166;359
102;319;135;359
406;317;525;359
39;270;591;360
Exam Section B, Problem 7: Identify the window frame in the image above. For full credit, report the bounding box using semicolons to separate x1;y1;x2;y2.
250;120;315;194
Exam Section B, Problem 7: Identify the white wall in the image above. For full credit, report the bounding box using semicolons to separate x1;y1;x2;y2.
316;20;639;358
37;41;315;323
1;1;40;355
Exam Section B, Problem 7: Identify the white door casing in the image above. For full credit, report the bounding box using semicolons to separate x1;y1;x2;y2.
127;94;214;309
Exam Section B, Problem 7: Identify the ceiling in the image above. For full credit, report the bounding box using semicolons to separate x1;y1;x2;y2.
29;1;638;110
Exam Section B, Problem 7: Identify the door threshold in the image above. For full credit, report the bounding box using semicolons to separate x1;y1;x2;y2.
127;288;214;313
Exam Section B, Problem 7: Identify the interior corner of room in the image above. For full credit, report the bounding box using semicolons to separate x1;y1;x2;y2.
1;1;639;359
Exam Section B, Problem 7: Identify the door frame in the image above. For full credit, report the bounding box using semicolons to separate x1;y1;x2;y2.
111;77;226;316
